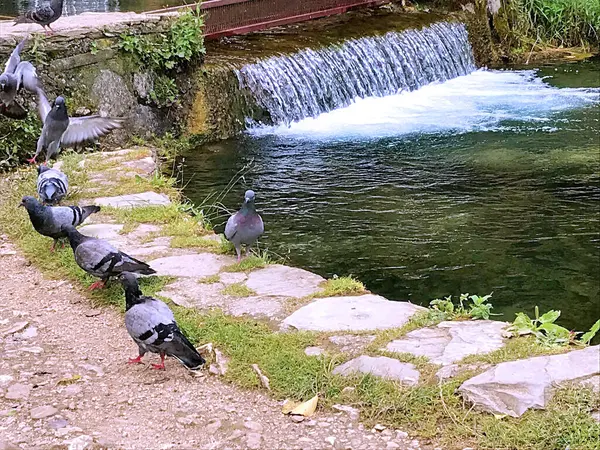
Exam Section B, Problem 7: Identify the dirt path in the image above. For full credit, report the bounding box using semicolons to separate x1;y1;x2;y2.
0;235;421;450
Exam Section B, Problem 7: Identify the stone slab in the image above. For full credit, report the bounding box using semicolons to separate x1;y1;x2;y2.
385;320;507;365
93;192;171;208
149;253;232;278
459;345;600;417
283;295;426;332
333;356;420;385
78;224;123;241
245;264;325;298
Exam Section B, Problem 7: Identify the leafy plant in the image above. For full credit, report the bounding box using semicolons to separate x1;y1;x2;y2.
579;319;600;345
468;293;496;320
428;292;496;321
118;6;205;108
0;112;42;170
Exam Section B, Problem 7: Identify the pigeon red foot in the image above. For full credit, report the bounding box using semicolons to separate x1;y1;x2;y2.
128;355;144;365
88;279;107;291
152;353;166;370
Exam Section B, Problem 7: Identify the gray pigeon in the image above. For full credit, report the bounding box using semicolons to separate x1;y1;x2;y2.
225;190;264;262
20;196;100;251
37;165;68;205
120;272;205;371
28;92;123;164
0;38;41;119
14;0;64;35
61;224;156;290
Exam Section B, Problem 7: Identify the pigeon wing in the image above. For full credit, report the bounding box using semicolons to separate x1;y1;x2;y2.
4;39;25;74
37;88;51;123
75;239;120;276
60;116;123;148
14;61;40;93
224;213;239;241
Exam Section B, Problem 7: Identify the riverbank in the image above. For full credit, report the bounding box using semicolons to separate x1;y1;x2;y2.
0;148;598;449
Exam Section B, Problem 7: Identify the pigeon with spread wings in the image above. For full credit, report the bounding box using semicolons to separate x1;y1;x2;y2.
0;38;41;119
28;92;123;164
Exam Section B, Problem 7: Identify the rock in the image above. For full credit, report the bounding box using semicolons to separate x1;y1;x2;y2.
0;441;20;450
459;346;600;417
341;387;355;395
150;253;231;278
80;364;104;377
333;356;420;385
332;404;360;421
214;349;229;375
396;431;409;440
48;418;69;429
63;385;83;397
0;375;14;387
329;335;376;354
578;374;600;393
133;72;154;99
18;326;37;339
124;157;155;174
283;295;425;332
5;383;32;400
387;443;400;449
304;346;325;356
1;321;29;337
385;320;507;365
94;192;171;208
373;424;386;432
246;265;325;298
243;421;263;432
291;415;305;423
78;224;123;240
219;272;247;285
205;419;222;434
20;346;44;354
66;434;94;450
30;405;59;419
591;411;600;423
325;436;336;446
245;432;262;449
92;70;136;118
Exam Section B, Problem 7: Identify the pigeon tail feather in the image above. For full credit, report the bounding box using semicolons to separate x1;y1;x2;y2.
169;331;206;370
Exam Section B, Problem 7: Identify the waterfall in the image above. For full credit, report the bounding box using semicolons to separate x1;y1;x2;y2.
236;22;477;126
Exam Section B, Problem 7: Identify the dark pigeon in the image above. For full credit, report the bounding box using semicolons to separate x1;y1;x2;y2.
37;165;68;205
224;189;264;262
14;0;64;35
120;272;205;371
0;38;41;119
20;196;100;251
28;93;123;164
61;224;156;290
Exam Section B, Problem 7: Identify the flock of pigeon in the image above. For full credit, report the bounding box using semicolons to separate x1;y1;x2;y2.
3;8;266;370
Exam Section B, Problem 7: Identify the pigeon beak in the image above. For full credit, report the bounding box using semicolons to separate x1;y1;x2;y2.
18;202;24;208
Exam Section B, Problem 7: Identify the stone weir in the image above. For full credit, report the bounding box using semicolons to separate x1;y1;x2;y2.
0;6;495;144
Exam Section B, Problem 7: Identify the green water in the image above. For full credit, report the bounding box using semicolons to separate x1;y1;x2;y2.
181;59;600;332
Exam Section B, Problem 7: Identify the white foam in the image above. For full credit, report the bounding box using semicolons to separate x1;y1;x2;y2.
249;69;599;139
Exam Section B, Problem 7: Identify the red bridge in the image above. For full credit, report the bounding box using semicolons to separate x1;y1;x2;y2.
150;0;389;39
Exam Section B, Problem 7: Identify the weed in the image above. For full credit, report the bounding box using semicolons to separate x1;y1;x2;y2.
222;254;271;272
319;275;367;297
220;283;256;297
0;112;42;170
198;274;220;284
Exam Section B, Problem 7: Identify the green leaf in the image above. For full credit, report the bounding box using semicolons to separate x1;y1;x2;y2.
580;319;600;345
538;310;561;324
538;322;570;339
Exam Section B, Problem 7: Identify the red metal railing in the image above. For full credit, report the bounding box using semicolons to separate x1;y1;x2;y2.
148;0;389;38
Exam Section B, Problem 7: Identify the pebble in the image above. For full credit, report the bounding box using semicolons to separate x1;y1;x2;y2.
305;420;317;427
1;321;29;337
325;436;336;446
205;419;222;434
243;420;263;432
48;418;69;429
0;375;14;387
0;441;20;450
30;405;59;419
396;430;409;440
374;424;386;432
67;434;94;450
63;385;83;397
245;432;262;449
386;442;400;449
291;415;305;423
5;383;32;400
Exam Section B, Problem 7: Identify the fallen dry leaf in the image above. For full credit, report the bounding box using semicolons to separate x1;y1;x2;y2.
251;364;270;391
57;374;82;386
285;394;318;417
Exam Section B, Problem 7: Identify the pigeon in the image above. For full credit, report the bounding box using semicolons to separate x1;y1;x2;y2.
28;92;123;164
61;224;156;290
14;0;64;35
37;165;68;205
225;190;264;262
19;196;100;252
120;272;205;371
0;38;41;119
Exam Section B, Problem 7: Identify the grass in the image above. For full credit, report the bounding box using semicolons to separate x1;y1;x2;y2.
220;283;256;297
198;274;220;284
1;149;598;449
319;275;367;297
222;254;271;272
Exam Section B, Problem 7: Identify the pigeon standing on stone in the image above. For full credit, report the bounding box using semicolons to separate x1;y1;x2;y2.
14;0;64;35
37;165;68;205
61;224;156;290
120;272;205;371
20;196;100;252
225;190;264;262
0;38;41;119
28;92;123;164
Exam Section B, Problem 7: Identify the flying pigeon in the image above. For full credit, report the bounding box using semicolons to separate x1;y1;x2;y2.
37;164;68;205
28;92;123;165
61;224;156;290
0;38;41;119
225;189;264;262
20;196;100;252
120;272;205;371
14;0;64;35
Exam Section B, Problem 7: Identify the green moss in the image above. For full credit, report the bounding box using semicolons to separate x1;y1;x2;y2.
198;274;220;284
319;276;367;297
222;254;271;272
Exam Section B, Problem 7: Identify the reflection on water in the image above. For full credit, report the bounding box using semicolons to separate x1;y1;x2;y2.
180;60;600;332
0;0;188;16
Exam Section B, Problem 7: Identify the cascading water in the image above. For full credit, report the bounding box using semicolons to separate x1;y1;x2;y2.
236;22;477;126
